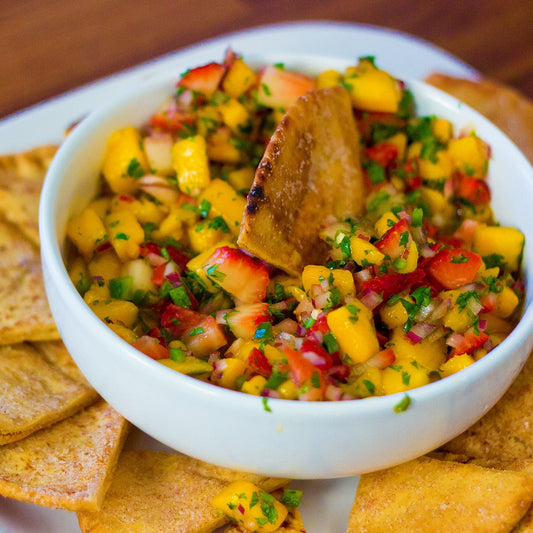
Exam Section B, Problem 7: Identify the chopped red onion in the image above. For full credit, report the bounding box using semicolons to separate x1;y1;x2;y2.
359;289;383;311
446;332;465;348
325;384;343;401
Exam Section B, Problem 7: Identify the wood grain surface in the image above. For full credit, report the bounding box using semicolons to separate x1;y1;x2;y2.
1;0;532;119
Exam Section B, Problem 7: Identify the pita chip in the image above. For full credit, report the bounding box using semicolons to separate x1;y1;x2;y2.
77;450;290;533
436;354;533;473
0;145;57;246
0;401;129;511
238;86;365;276
0;343;98;444
425;74;533;164
347;456;533;533
0;220;59;344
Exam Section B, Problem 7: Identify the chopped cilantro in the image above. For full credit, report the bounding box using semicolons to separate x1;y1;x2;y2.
483;253;507;269
253;322;273;342
394;394;411;413
265;369;289;390
363;159;386;184
400;286;432;333
451;254;470;264
127;158;144;178
411;207;423;227
208;216;230;233
363;380;376;394
323;332;339;354
169;285;192;308
170;347;186;362
262;397;272;413
280;489;303;507
188;327;204;337
368;190;390;212
114;232;129;240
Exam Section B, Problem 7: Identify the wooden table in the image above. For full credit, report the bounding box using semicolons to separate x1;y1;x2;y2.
2;0;532;119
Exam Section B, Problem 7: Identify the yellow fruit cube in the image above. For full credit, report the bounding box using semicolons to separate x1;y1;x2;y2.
419;150;453;181
494;286;520;318
419;187;450;215
381;361;430;394
108;323;138;343
88;249;122;281
241;375;267;396
316;69;341;88
344;367;382;398
380;132;408;160
448;135;488;177
380;298;409;329
439;354;475;378
187;222;225;253
102;126;148;194
83;283;110;305
89;299;139;327
212;480;288;533
218;98;251;134
374;211;399;237
206;127;241;164
432;118;453;143
212;357;247;389
66;207;107;260
344;60;402;113
228;167;255;191
350;236;385;267
326;301;380;364
278;379;298;399
301;265;355;297
199;178;246;235
388;327;446;370
159;356;213;377
186;241;235;291
171;135;211;196
87;197;111;219
395;241;419;274
473;225;525;272
105;210;145;262
222;58;256;98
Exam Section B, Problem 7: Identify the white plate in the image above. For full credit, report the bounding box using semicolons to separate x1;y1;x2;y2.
0;21;476;533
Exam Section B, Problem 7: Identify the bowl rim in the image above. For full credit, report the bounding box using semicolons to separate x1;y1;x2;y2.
40;52;533;419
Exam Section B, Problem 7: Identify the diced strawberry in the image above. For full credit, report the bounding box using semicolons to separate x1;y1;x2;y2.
223;303;271;340
366;143;398;167
183;315;227;358
151;263;168;286
375;218;411;259
300;340;333;370
132;335;170;360
282;345;326;401
160;304;204;337
428;248;483;290
454;219;481;246
309;314;330;335
451;328;489;356
455;175;491;205
150;110;196;132
247;347;272;377
177;62;226;95
256;65;316;110
201;246;270;304
361;268;426;302
355;111;407;142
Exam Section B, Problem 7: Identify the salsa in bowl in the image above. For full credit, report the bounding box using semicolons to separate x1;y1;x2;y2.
40;52;533;478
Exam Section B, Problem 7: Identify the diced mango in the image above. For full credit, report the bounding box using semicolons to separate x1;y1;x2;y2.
89;299;139;327
277;379;298;400
380;298;409;329
381;360;430;394
494;286;520;318
212;480;288;533
222;58;256;97
188;222;226;253
441;290;473;334
212;357;247;389
388;327;446;370
102;126;148;193
199;178;246;235
395;241;419;274
111;195;165;226
87;197;111;219
301;265;355;297
439;354;475;378
350;236;385;267
375;211;399;237
228;167;255;192
479;313;514;335
344;60;402;113
418;149;453;181
432;118;453;143
343;367;382;398
380;132;408;161
206;127;242;164
316;69;341;88
473;225;525;272
241;375;267;396
326;301;380;364
108;323;138;343
66;207;107;260
263;344;285;363
171;135;211;196
83;283;110;305
88;249;122;280
448;135;488;177
105;210;145;262
218;97;251;134
159;356;213;376
419;187;450;216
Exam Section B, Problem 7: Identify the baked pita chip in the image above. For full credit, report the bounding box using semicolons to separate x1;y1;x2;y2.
347;456;533;533
425;74;533;164
0;343;98;444
0;401;129;511
238;86;365;276
436;354;533;473
77;450;290;533
0;145;57;246
513;504;533;532
224;488;306;533
0;220;59;344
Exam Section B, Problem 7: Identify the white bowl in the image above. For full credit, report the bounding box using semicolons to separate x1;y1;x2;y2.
40;54;533;479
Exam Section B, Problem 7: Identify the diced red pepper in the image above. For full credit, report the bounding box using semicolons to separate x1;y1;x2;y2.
247;347;273;377
132;335;170;360
366;143;398;167
451;329;489;356
428;248;483;290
